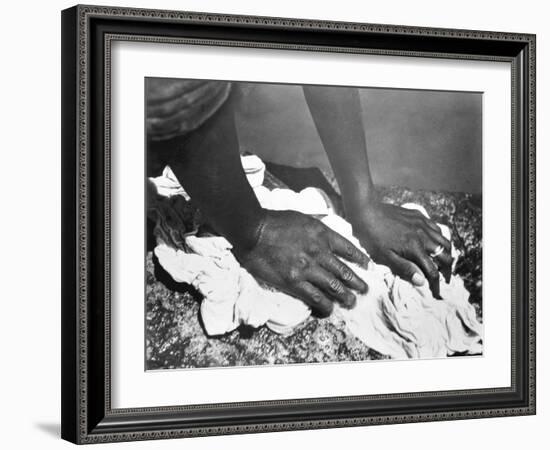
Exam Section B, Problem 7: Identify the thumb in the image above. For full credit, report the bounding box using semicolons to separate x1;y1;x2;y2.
388;252;426;287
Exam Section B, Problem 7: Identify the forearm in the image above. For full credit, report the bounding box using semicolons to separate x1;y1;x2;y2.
163;94;265;251
303;85;377;219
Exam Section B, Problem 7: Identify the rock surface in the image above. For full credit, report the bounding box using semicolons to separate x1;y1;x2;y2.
145;183;482;370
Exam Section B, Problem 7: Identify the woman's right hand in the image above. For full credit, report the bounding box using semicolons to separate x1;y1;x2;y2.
233;209;369;317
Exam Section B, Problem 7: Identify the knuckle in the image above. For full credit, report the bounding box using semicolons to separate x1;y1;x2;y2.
296;255;310;270
305;220;323;235
310;291;323;304
352;248;363;260
345;243;356;258
415;234;426;247
328;278;344;293
404;230;418;243
417;224;428;234
408;236;422;251
307;244;321;256
287;268;302;284
340;267;353;281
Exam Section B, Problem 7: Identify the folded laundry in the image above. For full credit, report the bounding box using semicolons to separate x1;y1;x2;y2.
150;157;483;359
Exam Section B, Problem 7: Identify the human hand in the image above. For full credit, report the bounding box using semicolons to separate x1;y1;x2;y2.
351;202;452;298
148;193;198;250
233;209;369;317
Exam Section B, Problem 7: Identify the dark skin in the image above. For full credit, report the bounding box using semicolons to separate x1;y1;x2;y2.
303;86;452;298
149;86;452;315
149;90;369;317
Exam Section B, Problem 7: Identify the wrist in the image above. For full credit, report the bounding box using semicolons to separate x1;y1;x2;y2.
343;184;380;223
225;206;267;254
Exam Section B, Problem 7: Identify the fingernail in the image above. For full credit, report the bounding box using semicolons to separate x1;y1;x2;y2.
346;293;357;308
444;270;451;284
412;273;426;286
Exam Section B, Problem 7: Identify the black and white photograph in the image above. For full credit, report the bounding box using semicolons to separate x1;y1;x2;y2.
145;79;483;369
55;3;537;445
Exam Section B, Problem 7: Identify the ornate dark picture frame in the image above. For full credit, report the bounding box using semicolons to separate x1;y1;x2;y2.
61;4;536;444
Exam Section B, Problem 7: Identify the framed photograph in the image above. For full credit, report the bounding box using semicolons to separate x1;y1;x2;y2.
61;4;536;444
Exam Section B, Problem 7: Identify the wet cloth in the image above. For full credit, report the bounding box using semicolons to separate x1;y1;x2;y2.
146;79;232;141
150;157;483;359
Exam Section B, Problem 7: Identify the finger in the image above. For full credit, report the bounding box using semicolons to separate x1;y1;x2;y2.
429;247;453;284
400;208;441;233
320;255;368;294
169;228;186;249
164;204;184;230
294;282;334;318
307;266;357;308
421;232;453;283
420;216;441;233
434;253;453;284
161;208;186;248
327;232;369;268
421;224;451;252
406;244;441;299
406;215;441;235
387;251;426;287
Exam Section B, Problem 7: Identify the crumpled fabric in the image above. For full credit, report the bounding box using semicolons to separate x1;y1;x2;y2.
149;156;332;214
149;165;190;200
320;215;482;359
150;156;483;359
155;237;310;335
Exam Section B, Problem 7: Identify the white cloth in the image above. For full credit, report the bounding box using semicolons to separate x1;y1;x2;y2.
321;215;482;359
150;157;331;215
155;237;311;335
149;165;190;199
150;157;483;359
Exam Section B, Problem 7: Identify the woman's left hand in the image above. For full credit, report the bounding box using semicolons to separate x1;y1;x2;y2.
350;202;453;298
